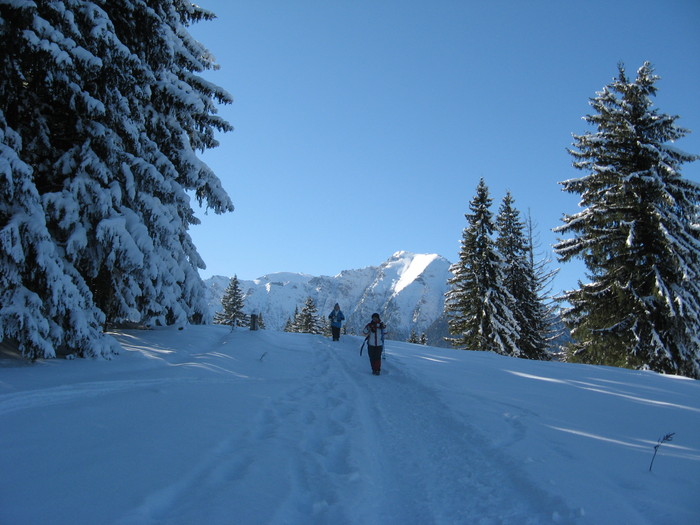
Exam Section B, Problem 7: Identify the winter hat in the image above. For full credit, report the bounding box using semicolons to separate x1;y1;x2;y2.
371;313;380;320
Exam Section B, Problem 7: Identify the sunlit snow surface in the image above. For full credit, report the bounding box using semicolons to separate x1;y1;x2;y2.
1;325;699;524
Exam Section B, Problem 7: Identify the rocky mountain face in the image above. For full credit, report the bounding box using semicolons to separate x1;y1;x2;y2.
204;251;452;345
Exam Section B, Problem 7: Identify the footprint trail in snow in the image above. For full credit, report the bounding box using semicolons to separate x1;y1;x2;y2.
119;336;575;525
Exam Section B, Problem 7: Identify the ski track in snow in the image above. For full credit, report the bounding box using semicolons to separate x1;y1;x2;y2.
116;337;577;525
0;378;189;416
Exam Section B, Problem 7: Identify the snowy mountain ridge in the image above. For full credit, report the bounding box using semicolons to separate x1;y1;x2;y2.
204;251;452;343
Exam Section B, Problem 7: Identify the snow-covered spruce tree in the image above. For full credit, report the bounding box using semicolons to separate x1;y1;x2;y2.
295;297;324;335
99;1;234;327
408;329;419;344
213;276;249;328
0;0;132;357
554;62;700;378
284;309;299;333
0;2;233;358
256;312;266;330
322;316;332;338
87;0;234;327
445;179;520;354
495;193;550;360
525;213;564;353
0;110;120;359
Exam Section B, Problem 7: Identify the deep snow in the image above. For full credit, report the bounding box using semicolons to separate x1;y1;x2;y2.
1;326;699;524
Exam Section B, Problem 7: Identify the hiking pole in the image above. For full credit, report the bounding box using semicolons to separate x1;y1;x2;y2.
360;335;369;356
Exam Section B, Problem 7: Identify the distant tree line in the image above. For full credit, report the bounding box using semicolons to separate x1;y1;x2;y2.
408;330;428;345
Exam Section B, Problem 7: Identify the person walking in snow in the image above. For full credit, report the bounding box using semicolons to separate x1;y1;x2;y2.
328;303;345;341
363;313;386;375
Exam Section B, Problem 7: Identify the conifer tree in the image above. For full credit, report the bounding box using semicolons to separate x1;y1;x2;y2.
83;0;234;327
526;213;562;352
0;112;119;359
256;312;266;330
213;276;248;328
445;179;519;354
496;193;550;359
295;297;324;335
420;333;428;345
408;329;419;344
554;62;700;378
286;307;300;332
322;317;332;338
0;1;233;358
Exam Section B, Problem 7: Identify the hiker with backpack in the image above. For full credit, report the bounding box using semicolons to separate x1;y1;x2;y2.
363;313;386;375
328;303;345;341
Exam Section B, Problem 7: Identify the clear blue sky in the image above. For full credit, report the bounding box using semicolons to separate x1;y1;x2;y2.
188;0;700;297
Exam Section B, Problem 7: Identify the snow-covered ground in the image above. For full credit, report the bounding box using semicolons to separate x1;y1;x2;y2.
1;326;698;524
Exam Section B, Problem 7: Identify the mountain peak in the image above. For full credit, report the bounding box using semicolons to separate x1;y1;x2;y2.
204;252;452;343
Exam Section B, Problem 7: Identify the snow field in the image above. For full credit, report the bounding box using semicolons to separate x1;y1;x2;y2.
1;325;699;524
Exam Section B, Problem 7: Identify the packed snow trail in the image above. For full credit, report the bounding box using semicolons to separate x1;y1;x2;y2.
117;332;574;525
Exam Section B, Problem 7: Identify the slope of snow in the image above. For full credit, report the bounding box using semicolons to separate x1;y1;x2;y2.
393;252;438;294
1;326;698;524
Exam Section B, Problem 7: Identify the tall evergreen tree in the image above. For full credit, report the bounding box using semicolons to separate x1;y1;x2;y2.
496;193;550;359
0;1;233;358
213;276;248;328
445;179;519;354
295;297;324;335
525;212;562;352
288;307;302;333
0;111;119;359
554;62;700;378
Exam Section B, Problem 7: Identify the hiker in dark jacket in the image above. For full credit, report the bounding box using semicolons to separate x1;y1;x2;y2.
328;303;345;341
363;313;386;375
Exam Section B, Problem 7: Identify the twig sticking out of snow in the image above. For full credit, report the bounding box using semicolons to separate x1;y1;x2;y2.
649;432;675;472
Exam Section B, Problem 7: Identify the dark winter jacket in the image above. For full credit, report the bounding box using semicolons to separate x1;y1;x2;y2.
328;308;345;328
